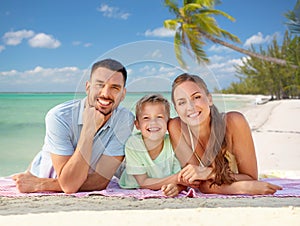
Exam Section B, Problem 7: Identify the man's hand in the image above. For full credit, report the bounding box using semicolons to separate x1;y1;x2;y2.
12;171;60;193
83;104;106;134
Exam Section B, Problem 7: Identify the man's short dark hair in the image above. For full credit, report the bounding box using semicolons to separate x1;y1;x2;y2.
90;59;127;86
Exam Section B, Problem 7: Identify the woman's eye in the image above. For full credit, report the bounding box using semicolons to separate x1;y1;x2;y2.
178;101;185;106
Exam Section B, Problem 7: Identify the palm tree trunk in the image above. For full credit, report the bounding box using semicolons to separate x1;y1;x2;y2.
200;31;298;69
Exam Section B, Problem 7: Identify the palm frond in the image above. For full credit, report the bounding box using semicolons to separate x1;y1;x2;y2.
174;30;186;68
183;24;208;63
193;14;220;36
198;9;236;22
164;19;180;30
165;0;180;16
219;28;241;43
184;0;216;8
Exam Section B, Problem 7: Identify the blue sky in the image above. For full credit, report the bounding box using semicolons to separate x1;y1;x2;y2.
0;0;297;92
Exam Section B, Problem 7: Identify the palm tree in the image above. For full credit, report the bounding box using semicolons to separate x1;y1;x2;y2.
285;0;300;34
164;0;295;68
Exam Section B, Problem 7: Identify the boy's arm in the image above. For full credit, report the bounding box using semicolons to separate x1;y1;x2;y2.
133;173;179;190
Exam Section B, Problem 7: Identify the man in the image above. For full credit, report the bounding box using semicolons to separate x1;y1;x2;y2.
13;59;134;194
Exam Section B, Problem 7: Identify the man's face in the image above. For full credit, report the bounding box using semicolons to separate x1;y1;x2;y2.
85;67;126;116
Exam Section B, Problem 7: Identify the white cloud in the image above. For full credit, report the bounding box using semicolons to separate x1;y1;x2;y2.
143;27;175;37
207;57;246;88
244;32;274;47
208;44;232;53
2;29;34;46
72;41;92;47
0;45;5;52
0;66;85;92
97;4;130;20
72;41;81;46
83;43;92;47
209;55;225;62
28;33;61;48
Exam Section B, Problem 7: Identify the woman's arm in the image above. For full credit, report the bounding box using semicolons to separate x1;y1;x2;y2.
198;112;282;195
225;111;258;180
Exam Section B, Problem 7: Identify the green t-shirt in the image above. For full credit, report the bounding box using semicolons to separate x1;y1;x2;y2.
119;133;181;189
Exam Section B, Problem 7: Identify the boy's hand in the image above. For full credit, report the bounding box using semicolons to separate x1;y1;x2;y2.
161;183;180;197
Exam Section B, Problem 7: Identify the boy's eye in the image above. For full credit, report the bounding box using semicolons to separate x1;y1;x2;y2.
194;95;201;99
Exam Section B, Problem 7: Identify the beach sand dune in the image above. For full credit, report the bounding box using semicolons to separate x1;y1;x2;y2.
242;100;300;177
0;99;299;225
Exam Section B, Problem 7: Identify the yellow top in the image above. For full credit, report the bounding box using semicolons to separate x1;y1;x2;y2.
225;151;238;174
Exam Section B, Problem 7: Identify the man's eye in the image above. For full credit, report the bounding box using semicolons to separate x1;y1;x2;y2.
112;86;120;91
95;83;104;88
194;95;201;99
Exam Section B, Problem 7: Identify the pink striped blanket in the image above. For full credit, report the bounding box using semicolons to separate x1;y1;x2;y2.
1;177;300;199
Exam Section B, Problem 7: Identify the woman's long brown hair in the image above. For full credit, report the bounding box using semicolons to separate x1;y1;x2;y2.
171;73;235;186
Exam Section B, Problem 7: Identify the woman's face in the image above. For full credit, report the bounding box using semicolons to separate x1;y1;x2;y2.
173;81;213;127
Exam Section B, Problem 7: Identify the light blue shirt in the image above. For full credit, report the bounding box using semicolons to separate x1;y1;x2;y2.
30;97;134;178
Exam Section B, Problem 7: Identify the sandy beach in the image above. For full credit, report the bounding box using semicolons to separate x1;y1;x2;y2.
1;98;300;225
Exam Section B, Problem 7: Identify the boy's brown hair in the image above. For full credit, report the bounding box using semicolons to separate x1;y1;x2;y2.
135;94;170;120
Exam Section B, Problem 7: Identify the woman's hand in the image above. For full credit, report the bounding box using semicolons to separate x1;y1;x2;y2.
178;164;214;185
238;180;283;195
199;179;282;195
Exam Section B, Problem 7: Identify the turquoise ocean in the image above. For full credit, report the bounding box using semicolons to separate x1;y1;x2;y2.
0;92;255;177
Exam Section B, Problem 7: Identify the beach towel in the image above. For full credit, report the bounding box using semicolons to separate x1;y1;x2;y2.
1;177;300;199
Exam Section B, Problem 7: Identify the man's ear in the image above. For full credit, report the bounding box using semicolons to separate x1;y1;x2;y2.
121;87;126;102
134;119;140;130
85;81;91;95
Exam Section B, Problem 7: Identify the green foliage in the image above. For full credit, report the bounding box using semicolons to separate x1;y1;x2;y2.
285;0;300;34
223;33;300;99
164;0;239;68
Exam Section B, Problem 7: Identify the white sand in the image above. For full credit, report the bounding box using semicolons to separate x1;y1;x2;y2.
241;99;300;178
0;98;300;225
0;207;299;226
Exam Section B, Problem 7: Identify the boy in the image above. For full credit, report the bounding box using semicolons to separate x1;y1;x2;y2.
119;94;185;197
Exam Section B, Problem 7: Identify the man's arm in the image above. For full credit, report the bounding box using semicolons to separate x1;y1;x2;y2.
79;155;124;191
50;104;106;194
13;155;123;193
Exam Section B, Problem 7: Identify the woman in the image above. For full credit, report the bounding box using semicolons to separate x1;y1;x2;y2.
168;73;282;195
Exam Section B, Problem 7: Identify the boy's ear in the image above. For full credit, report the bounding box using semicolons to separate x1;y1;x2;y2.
134;119;140;130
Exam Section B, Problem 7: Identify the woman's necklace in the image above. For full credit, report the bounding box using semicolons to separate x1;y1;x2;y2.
187;125;205;167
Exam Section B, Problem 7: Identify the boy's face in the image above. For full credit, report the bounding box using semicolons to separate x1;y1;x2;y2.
135;103;168;142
